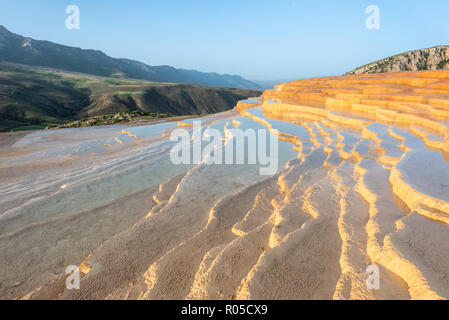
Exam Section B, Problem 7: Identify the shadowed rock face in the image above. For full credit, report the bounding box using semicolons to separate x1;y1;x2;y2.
347;46;449;75
1;70;449;300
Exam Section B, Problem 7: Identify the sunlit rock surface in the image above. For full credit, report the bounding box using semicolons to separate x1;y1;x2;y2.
1;70;449;300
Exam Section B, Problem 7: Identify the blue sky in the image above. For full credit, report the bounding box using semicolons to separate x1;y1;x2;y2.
1;0;448;80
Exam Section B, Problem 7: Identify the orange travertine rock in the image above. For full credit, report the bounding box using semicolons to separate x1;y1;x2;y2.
253;71;449;153
231;71;449;300
177;122;193;127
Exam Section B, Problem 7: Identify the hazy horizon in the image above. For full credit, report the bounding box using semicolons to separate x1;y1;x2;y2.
1;0;449;80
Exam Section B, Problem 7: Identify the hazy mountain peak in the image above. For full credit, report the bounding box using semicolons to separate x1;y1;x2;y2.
0;25;10;33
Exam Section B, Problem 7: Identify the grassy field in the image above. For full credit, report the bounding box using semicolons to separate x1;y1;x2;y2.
0;63;261;131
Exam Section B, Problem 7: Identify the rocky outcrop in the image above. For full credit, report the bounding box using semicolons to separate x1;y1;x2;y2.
347;46;449;75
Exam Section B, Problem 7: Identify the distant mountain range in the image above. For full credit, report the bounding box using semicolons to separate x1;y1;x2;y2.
0;25;260;90
0;63;261;131
347;46;449;75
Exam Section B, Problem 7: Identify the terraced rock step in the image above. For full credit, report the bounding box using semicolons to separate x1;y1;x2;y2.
234;70;449;299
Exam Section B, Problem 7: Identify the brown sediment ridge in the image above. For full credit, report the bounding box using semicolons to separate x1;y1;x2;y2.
4;71;449;300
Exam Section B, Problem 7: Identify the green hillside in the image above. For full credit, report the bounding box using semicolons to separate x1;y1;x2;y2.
0;64;261;131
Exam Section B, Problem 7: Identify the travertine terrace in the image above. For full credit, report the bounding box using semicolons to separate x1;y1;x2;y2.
1;70;449;300
236;70;449;299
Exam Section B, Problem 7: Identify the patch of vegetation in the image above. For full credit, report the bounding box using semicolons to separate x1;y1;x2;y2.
104;79;142;86
104;79;129;86
417;52;430;71
115;91;145;95
437;59;449;70
47;110;172;129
